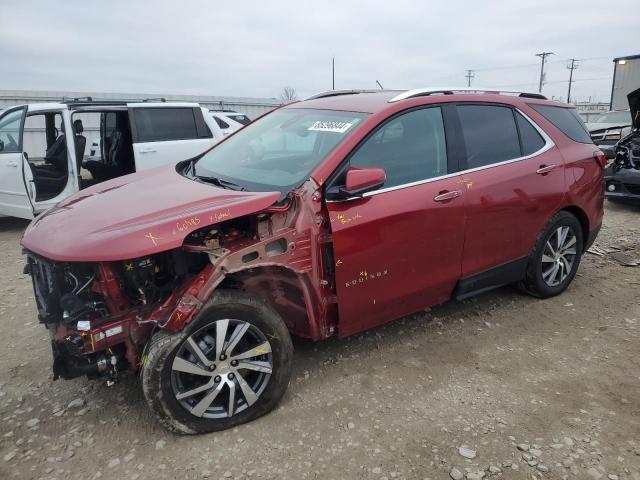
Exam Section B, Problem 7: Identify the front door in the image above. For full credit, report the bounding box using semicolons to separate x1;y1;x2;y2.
326;106;467;336
0;107;32;219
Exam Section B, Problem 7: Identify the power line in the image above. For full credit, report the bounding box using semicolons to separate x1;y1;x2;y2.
473;62;540;72
566;58;579;103
464;69;475;87
472;56;610;73
535;52;554;93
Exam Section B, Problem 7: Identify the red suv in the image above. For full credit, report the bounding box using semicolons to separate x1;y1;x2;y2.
21;88;604;434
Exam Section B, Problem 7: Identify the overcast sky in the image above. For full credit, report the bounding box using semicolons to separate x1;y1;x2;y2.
2;0;637;103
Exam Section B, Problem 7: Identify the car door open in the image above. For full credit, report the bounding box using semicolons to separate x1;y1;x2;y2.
325;106;467;336
0;107;33;219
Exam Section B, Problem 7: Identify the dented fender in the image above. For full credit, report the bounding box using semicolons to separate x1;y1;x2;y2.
153;180;337;340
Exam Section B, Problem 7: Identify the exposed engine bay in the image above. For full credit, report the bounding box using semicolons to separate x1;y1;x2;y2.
611;129;640;171
24;249;209;383
23;190;332;385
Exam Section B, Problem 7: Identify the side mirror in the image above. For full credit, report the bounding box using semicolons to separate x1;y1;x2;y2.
326;167;386;200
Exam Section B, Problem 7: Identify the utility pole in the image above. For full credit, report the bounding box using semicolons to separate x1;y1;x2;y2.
465;69;475;87
535;52;554;92
332;57;335;90
566;58;579;104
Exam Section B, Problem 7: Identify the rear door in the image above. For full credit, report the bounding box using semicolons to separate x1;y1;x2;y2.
326;106;467;336
129;106;215;170
0;107;33;219
455;103;565;284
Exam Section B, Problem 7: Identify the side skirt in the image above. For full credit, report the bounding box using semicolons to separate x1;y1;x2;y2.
453;257;528;301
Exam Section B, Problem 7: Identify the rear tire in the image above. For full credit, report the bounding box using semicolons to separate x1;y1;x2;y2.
141;290;293;434
519;211;583;298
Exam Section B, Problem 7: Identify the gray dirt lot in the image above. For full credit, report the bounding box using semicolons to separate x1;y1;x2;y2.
0;202;639;480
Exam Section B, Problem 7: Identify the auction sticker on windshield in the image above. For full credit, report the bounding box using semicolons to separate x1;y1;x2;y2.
308;121;353;133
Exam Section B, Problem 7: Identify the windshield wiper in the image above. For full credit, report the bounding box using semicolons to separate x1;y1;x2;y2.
195;175;246;191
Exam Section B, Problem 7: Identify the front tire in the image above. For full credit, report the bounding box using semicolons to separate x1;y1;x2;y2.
520;211;584;298
141;290;293;434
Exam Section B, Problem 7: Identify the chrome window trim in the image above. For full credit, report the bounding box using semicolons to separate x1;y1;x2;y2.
326;107;555;202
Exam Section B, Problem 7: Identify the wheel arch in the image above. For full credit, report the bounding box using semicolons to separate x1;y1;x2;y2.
218;266;330;340
559;205;589;251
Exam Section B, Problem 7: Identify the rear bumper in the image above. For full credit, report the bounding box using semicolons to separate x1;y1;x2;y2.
585;223;602;251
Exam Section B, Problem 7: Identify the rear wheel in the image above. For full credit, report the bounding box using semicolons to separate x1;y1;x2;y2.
141;290;293;434
520;211;583;298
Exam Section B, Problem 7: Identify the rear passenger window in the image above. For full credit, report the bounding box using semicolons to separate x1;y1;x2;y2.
457;105;521;169
349;107;448;189
515;112;546;155
134;108;199;142
529;104;592;143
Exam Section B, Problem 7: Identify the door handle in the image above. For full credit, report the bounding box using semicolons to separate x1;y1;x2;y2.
536;164;556;175
139;148;157;154
7;161;18;167
434;190;462;202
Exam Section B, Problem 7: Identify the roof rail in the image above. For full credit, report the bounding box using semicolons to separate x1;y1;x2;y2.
62;97;129;107
305;89;383;101
142;97;166;103
388;87;547;102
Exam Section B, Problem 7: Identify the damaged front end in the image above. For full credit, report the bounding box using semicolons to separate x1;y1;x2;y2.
24;249;207;383
605;88;640;202
24;181;335;384
605;124;640;202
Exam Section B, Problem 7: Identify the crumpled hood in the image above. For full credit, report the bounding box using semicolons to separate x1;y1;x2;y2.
629;87;640;129
21;165;280;262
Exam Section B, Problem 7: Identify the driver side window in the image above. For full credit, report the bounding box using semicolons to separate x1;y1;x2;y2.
0;109;24;154
349;107;448;190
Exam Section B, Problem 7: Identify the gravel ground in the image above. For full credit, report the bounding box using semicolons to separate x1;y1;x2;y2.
0;202;639;480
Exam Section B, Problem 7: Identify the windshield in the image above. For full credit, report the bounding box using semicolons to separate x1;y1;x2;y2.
194;108;368;193
593;111;631;124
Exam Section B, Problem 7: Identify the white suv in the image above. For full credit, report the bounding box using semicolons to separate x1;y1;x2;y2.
209;111;248;136
0;99;224;219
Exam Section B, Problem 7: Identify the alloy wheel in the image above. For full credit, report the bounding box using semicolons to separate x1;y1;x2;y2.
170;319;273;419
541;226;577;287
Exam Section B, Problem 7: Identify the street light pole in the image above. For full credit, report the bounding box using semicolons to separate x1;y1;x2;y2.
332;57;335;90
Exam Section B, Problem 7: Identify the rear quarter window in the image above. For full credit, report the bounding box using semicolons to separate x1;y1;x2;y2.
529;104;592;144
214;117;230;129
515;112;546;155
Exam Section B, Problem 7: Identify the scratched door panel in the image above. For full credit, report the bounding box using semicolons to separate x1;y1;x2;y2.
326;176;466;337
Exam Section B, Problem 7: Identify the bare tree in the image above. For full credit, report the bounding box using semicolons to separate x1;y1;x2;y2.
280;86;298;103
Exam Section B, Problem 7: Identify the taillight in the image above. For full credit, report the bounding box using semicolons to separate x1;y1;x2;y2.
593;150;607;169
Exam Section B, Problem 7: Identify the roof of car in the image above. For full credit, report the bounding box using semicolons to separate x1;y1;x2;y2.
289;91;399;113
19;101;201;113
288;88;562;114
